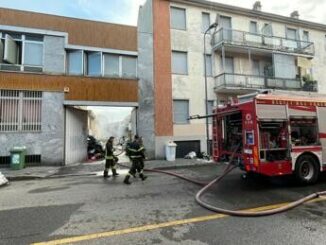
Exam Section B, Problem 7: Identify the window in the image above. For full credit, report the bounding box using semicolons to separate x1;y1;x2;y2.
121;56;137;78
249;21;258;34
173;100;189;124
220;16;232;41
171;7;186;30
224;57;234;73
252;60;260;76
172;51;188;75
0;37;3;63
262;23;272;36
302;31;309;42
24;42;43;66
67;50;83;75
104;54;119;77
207;100;214;123
287;28;298;40
24;34;43;67
3;34;20;65
86;52;101;76
67;51;137;78
204;54;212;76
0;90;42;132
0;32;43;72
202;12;210;33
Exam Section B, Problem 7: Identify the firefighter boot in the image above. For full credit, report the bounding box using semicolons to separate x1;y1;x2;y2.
112;169;119;177
123;175;131;185
140;173;147;181
103;170;110;178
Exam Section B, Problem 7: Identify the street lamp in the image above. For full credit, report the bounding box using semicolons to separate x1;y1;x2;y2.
204;22;218;156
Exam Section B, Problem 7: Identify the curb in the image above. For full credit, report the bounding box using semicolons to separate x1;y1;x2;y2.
0;183;9;188
6;176;43;181
48;173;98;179
3;163;217;182
6;173;98;181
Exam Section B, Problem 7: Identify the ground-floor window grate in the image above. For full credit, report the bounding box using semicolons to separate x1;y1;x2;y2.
0;156;10;165
25;155;42;165
0;155;41;166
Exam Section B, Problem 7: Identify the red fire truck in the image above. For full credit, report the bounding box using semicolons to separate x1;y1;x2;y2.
212;92;326;184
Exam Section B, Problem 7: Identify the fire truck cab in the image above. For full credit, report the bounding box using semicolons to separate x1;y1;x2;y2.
212;92;326;184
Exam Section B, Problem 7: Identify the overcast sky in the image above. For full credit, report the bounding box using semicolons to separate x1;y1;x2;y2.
0;0;325;25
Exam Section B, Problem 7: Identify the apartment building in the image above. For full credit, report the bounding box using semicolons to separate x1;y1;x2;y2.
137;0;326;158
0;8;138;165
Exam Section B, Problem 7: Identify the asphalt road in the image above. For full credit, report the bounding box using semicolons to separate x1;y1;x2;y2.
0;165;325;245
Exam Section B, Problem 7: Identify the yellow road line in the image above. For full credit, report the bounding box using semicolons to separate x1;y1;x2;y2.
32;197;326;245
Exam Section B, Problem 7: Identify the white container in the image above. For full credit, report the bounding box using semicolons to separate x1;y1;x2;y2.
165;141;177;161
0;172;8;186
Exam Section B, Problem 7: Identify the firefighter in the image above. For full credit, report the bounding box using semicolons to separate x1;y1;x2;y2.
103;136;119;178
123;135;147;185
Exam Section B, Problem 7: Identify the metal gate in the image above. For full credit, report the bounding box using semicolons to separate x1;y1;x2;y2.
65;107;88;165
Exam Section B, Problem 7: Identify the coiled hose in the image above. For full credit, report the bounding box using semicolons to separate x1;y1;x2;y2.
117;149;326;217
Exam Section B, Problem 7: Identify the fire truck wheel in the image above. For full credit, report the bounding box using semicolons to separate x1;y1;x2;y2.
295;155;320;184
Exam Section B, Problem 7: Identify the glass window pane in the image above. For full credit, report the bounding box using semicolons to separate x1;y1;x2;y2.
0;39;4;63
173;100;189;124
104;54;120;77
303;31;309;42
262;24;272;36
205;54;212;76
287;28;297;40
171;7;186;30
202;13;210;33
4;34;20;64
249;21;258;33
172;51;187;74
24;42;43;66
25;34;43;42
87;52;101;76
67;50;83;75
121;56;137;78
252;60;260;75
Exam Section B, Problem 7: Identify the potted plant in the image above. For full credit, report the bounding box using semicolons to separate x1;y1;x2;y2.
302;75;317;92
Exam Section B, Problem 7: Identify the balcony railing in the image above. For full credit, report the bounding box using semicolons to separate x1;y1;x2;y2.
215;73;306;91
212;28;315;56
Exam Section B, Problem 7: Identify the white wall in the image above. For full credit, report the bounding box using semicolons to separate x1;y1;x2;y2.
65;107;88;165
169;1;326;152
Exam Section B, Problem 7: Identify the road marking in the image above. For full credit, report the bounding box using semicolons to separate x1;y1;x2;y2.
32;197;326;245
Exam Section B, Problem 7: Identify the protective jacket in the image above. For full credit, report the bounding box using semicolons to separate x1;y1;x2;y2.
105;141;114;160
127;141;145;159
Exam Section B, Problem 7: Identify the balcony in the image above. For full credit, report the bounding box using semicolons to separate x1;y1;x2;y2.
215;73;306;92
212;28;315;57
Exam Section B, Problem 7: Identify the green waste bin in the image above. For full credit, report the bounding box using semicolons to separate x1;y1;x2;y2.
10;147;26;170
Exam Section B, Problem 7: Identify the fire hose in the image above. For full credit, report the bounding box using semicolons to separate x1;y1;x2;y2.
117;148;326;217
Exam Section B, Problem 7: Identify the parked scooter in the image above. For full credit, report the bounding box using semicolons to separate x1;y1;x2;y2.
87;135;105;160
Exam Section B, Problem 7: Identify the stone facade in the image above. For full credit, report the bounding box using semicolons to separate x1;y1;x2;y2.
43;36;66;74
137;0;156;158
0;92;65;165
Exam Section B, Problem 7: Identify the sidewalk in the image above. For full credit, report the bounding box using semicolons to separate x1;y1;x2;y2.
0;158;215;183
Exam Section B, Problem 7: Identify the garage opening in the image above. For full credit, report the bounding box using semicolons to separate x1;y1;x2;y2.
175;140;201;158
65;105;136;165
